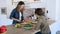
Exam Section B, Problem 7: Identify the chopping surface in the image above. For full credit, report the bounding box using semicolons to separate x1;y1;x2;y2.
6;19;55;34
6;25;36;34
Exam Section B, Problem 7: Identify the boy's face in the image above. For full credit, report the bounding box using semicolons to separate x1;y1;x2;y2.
35;14;39;18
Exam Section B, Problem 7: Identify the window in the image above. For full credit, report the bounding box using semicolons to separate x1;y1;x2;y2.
1;8;7;14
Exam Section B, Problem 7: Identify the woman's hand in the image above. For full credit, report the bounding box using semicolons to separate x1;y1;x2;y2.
12;18;21;22
16;19;21;22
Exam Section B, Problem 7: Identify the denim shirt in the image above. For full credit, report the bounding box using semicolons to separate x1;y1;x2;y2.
10;8;24;24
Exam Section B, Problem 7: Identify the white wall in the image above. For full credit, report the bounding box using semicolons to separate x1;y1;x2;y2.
0;0;14;18
46;0;56;20
0;14;12;26
56;0;60;31
0;0;7;14
0;9;1;14
0;0;13;25
45;0;57;34
0;0;7;7
46;0;60;34
6;0;15;18
57;0;60;22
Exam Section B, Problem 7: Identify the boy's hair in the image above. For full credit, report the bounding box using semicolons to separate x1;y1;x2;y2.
18;1;25;5
35;8;44;16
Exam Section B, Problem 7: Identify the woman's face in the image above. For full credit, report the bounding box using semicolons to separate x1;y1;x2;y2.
18;5;25;12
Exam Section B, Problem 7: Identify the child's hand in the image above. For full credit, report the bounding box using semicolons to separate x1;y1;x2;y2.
24;17;30;22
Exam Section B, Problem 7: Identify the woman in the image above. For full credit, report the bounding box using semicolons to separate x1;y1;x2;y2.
34;8;51;34
10;1;25;24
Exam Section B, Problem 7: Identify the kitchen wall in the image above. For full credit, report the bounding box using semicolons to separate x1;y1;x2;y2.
45;0;57;34
0;0;12;25
56;0;60;31
0;0;56;20
46;0;56;20
0;9;1;14
0;0;7;14
6;0;46;18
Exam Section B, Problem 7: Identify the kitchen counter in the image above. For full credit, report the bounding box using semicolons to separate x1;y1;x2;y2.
5;19;55;34
6;25;37;34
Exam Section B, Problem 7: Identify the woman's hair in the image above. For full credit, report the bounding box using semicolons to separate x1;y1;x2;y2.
35;8;44;16
18;1;25;5
16;1;25;9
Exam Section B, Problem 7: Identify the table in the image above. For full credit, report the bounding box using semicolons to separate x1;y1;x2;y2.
5;19;55;34
6;25;37;34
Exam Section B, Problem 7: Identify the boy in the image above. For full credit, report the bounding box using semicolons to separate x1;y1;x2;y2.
34;8;51;34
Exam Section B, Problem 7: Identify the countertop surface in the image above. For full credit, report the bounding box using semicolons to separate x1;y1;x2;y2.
6;25;36;34
6;19;55;34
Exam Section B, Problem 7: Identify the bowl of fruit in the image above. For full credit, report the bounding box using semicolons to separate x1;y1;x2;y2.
24;24;33;30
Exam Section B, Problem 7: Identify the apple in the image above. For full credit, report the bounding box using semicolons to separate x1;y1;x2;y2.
0;25;7;33
14;24;21;28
